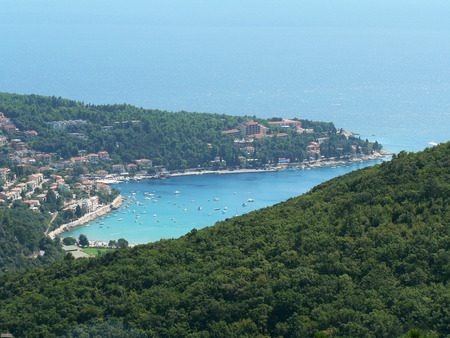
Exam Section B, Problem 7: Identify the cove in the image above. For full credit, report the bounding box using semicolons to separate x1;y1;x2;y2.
64;159;384;244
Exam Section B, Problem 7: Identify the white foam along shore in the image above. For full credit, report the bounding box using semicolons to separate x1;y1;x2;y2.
48;195;126;239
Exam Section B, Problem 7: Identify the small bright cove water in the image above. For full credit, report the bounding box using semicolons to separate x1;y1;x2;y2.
66;160;381;244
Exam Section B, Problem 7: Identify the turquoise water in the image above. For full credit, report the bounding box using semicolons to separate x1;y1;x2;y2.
1;1;448;242
66;160;382;243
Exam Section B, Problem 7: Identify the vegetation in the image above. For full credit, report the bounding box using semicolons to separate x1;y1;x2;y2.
81;248;112;255
0;92;378;170
0;208;64;276
0;142;447;337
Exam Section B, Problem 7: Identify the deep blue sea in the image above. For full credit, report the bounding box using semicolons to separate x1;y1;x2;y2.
1;1;448;243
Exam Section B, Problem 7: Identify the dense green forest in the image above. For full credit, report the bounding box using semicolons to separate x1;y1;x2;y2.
0;93;376;170
0;207;64;276
0;142;447;337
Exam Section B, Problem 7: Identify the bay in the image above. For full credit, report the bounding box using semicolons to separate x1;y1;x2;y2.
65;159;382;244
1;1;448;243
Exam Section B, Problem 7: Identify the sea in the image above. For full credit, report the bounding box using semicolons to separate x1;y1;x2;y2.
1;1;448;243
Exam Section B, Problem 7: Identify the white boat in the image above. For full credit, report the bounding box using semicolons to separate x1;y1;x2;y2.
224;207;228;210
118;218;123;221
214;197;220;201
198;206;202;210
174;191;180;194
214;207;220;210
247;199;254;202
243;203;247;207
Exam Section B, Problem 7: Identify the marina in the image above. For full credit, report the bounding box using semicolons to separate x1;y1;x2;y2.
64;158;384;244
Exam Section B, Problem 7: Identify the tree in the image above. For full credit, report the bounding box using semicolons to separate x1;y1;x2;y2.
108;240;117;248
78;234;89;247
62;236;76;245
117;238;128;249
75;205;83;218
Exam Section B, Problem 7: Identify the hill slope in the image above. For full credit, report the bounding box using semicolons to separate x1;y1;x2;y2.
0;92;375;170
0;143;448;337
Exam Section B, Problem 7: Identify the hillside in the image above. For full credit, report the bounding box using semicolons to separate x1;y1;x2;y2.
0;143;448;337
0;92;378;171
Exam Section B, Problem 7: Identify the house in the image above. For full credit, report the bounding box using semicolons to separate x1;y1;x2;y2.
135;159;152;168
16;183;28;192
81;196;99;213
21;157;36;165
28;173;44;184
24;130;38;138
317;137;329;144
50;120;87;130
278;158;290;163
126;164;138;172
97;183;112;194
307;142;320;152
95;170;108;177
36;194;47;202
10;156;21;163
11;187;23;196
39;166;53;172
243;146;255;154
71;156;87;164
16;164;31;172
53;163;65;170
102;125;113;130
43;154;52;162
97;151;110;160
0;137;7;146
4;124;18;133
26;181;38;190
307;150;321;160
112;164;125;173
237;121;264;136
0;168;11;181
222;129;241;136
268;119;302;132
86;153;99;162
10;139;27;151
23;199;40;209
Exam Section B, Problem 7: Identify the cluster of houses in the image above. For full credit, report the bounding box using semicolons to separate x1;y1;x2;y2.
0;173;44;206
222;118;303;140
221;118;339;163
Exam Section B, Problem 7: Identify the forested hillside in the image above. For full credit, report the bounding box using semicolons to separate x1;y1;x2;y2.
0;143;448;337
0;207;64;276
0;92;375;170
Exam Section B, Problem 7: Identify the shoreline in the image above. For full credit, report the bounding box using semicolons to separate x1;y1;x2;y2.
48;195;126;239
96;151;390;184
57;152;388;241
55;152;389;245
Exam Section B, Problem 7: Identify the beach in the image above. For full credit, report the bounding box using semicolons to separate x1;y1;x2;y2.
96;151;389;184
48;195;126;239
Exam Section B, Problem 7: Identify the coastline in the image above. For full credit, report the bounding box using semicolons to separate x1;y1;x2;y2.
48;195;126;239
60;151;389;243
96;151;390;184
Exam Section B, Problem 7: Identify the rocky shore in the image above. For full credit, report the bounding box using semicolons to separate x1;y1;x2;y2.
48;195;126;239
